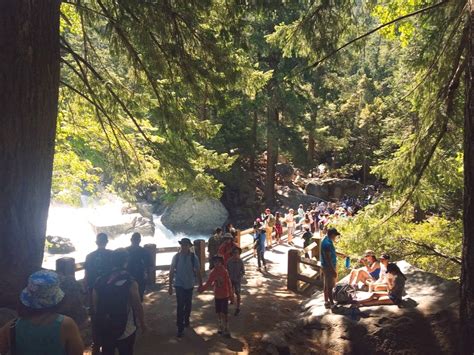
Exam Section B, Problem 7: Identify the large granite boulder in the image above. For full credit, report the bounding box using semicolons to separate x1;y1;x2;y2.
161;193;229;235
276;186;322;209
46;235;76;254
293;261;460;353
305;178;363;200
90;213;155;237
136;201;154;219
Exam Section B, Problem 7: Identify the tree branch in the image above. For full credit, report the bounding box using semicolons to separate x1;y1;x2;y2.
308;0;449;69
400;237;462;264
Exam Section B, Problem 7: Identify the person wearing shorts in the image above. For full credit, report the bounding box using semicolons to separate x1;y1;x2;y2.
227;247;245;315
199;256;234;337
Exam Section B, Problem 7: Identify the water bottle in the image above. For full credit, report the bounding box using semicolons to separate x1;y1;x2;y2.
345;256;351;269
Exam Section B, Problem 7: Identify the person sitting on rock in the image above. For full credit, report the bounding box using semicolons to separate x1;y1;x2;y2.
355;263;407;307
0;270;84;355
369;253;390;292
348;250;381;289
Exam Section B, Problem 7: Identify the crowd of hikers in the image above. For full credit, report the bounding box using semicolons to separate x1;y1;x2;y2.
0;196;405;354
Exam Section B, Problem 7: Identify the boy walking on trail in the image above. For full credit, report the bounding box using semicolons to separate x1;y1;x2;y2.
169;238;202;338
199;256;234;337
253;223;267;271
227;247;245;315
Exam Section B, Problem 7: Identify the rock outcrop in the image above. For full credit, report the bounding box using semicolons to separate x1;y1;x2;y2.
90;213;155;237
46;235;76;254
290;261;460;354
161;193;229;235
276;186;322;209
305;178;363;201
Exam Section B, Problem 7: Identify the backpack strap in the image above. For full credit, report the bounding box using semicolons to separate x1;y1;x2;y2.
9;319;17;355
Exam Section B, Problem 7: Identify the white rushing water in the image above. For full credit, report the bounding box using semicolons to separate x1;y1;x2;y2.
42;195;206;270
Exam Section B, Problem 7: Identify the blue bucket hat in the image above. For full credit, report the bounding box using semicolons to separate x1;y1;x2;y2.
20;270;65;309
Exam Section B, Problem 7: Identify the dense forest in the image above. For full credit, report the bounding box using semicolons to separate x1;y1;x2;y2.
0;0;473;352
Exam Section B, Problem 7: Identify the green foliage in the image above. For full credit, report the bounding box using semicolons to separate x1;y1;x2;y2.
333;202;462;280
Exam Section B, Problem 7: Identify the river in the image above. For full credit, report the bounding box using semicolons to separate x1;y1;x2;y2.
42;196;206;272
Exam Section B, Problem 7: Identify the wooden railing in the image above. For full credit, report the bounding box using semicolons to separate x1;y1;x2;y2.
55;228;258;282
287;236;323;292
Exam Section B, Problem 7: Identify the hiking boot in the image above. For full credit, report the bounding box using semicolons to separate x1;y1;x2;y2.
234;308;240;316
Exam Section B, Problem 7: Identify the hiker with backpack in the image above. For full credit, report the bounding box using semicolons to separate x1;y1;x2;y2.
208;227;223;270
169;238;202;338
321;228;341;309
227;247;245;316
84;233;113;297
92;249;147;355
126;232;150;301
84;233;113;354
0;270;84;355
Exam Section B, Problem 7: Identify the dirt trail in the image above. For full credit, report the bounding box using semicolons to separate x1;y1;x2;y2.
131;239;305;354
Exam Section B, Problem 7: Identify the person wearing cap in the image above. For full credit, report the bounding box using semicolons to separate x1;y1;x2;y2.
321;228;341;308
371;253;391;292
218;233;238;266
169;238;202;338
0;270;84;355
226;247;245;316
348;249;381;288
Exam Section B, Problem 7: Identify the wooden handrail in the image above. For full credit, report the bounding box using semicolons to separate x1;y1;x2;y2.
57;226;261;278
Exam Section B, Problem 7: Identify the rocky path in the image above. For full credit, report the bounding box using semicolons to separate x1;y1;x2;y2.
130;238;305;354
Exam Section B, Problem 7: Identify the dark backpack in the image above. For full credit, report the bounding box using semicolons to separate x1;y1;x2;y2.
94;270;132;342
174;252;196;272
333;284;357;304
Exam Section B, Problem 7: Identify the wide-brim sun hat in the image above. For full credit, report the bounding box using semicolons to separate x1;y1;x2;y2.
178;238;193;246
20;270;65;309
365;250;376;257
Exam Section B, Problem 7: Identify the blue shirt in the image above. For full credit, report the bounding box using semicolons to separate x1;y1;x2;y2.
16;315;66;355
254;231;266;252
171;252;200;289
321;236;337;268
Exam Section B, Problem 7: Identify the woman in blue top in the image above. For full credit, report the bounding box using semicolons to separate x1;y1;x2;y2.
348;250;381;288
0;270;84;355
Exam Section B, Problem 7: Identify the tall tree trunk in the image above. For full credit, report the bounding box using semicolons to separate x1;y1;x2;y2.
307;129;315;168
461;1;474;352
249;109;258;173
265;105;279;207
0;1;61;306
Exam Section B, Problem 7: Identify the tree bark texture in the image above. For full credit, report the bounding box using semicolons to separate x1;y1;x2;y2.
0;0;61;306
461;1;474;352
265;105;278;207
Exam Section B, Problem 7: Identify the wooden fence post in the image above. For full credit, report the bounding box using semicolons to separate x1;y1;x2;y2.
56;257;76;278
193;239;206;277
144;243;157;285
287;249;301;292
312;236;322;260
